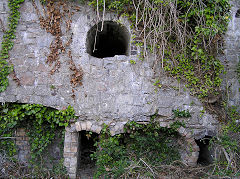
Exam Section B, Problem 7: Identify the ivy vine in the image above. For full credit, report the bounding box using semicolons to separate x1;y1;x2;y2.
0;0;24;92
87;0;230;100
92;121;184;178
0;103;75;160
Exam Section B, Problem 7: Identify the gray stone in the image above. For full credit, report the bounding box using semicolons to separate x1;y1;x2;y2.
0;1;239;177
34;85;51;96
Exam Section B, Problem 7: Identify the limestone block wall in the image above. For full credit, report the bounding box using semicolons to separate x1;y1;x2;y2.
221;0;240;107
0;0;239;178
15;128;30;163
63;121;200;178
0;1;8;45
0;0;219;137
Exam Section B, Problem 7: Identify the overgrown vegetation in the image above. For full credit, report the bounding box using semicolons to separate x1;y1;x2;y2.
92;121;183;178
0;153;68;178
87;0;230;99
0;102;74;177
0;103;74;159
237;57;240;83
0;0;24;92
0;0;239;178
91;111;239;178
173;109;191;118
209;106;240;177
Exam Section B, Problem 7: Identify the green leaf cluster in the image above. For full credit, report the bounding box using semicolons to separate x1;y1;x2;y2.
0;0;24;92
92;121;182;178
87;0;230;99
237;57;240;83
0;103;75;160
173;109;191;118
209;106;240;177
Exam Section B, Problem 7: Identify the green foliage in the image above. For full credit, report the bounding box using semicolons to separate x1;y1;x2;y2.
0;0;24;92
209;106;240;177
87;0;230;99
223;106;240;133
88;0;132;12
129;59;136;64
173;109;191;118
92;121;181;178
237;57;240;83
40;0;46;4
0;103;75;160
163;0;230;97
153;79;162;88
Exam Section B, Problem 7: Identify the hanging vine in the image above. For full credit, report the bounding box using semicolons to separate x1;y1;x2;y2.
88;0;230;101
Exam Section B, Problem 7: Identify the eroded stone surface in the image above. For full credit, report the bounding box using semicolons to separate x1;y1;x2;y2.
220;0;240;107
0;0;239;178
0;0;220;136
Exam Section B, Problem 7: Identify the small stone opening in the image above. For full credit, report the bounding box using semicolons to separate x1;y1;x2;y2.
86;21;130;58
195;136;213;165
77;131;99;178
236;9;240;18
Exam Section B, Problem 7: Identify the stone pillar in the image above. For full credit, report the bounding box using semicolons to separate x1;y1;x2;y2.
63;126;79;179
15;128;30;163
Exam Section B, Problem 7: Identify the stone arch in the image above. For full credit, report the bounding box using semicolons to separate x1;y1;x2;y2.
86;21;130;58
194;130;216;166
195;136;213;165
63;121;102;178
109;121;199;167
63;120;200;178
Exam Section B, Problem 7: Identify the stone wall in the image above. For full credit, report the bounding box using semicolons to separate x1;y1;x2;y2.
63;121;200;178
15;128;30;163
0;1;9;45
221;0;240;107
0;0;239;178
0;0;219;137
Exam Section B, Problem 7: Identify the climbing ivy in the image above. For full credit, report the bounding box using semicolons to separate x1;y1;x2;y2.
0;103;75;160
209;106;240;177
0;0;24;92
237;57;240;83
173;109;191;118
87;0;231;99
92;121;183;178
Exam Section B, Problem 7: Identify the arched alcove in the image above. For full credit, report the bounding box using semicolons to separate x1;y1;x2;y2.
236;9;240;18
77;130;99;178
86;21;130;58
195;136;213;165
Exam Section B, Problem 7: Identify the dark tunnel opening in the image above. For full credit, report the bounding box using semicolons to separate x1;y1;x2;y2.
236;9;240;18
195;136;213;166
86;21;130;58
77;131;99;178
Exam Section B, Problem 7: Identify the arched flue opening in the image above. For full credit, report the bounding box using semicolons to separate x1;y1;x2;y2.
86;21;130;58
195;136;213;166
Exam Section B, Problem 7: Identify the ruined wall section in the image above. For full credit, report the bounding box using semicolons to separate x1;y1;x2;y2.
221;0;240;107
0;1;9;47
0;0;218;138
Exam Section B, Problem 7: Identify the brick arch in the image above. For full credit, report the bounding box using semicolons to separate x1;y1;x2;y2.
109;121;199;167
63;120;199;178
63;121;102;178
